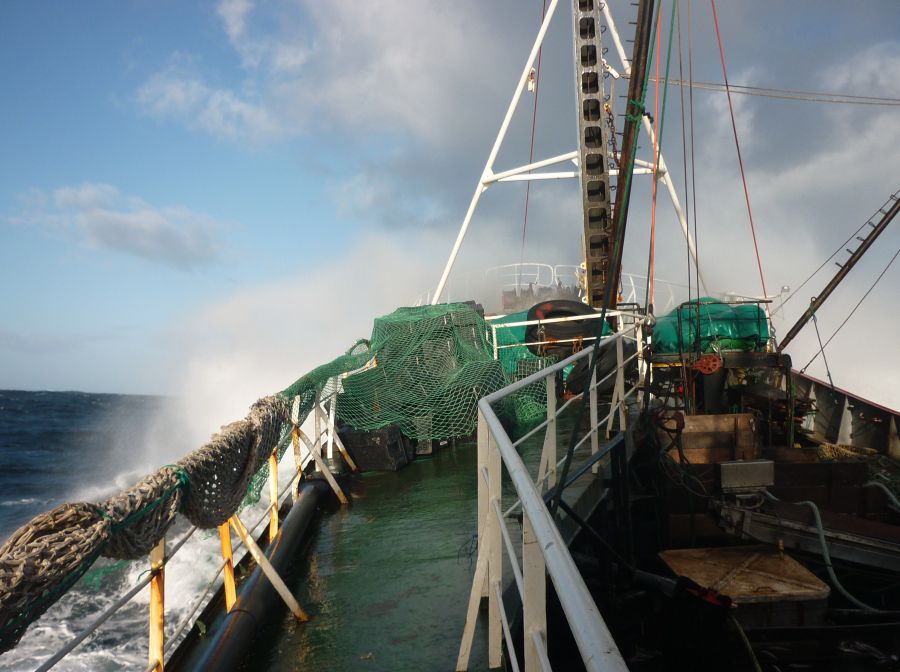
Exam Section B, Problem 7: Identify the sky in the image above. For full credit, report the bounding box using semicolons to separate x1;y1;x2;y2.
1;0;899;414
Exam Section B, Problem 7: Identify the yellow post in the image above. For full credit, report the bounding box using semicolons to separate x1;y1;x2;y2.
230;515;309;621
148;537;166;672
218;523;236;611
269;450;279;541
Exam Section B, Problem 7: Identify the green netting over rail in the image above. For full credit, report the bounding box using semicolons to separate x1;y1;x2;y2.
281;303;556;441
654;297;769;354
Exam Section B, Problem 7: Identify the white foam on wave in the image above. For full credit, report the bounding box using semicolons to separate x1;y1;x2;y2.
0;498;40;507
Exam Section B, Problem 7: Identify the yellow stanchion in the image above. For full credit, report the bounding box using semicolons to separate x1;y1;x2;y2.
268;450;279;540
218;523;236;611
148;537;166;672
229;515;309;621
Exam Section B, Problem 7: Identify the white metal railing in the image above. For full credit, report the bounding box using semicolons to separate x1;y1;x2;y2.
457;326;645;672
620;272;690;314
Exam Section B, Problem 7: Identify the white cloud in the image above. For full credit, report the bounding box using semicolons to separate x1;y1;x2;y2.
11;183;222;270
136;0;507;147
137;70;282;143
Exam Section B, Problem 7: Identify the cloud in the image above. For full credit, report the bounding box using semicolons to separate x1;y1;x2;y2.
137;0;511;147
10;183;222;270
137;69;283;143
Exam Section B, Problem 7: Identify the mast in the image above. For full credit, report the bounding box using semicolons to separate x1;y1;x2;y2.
573;0;615;308
778;191;900;351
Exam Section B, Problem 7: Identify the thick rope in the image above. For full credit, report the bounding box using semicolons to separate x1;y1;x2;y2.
0;394;289;654
0;503;110;652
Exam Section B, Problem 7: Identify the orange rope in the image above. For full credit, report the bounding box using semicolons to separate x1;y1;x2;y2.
710;0;768;299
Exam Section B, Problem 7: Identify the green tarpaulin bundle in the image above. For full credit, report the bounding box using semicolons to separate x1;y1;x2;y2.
653;297;769;354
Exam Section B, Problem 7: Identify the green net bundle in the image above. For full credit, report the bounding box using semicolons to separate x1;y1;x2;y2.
281;303;559;443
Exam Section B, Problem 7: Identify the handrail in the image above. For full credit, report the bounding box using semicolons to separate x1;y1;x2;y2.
457;327;642;672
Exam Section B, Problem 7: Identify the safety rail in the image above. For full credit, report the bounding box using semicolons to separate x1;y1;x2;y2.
33;393;353;672
457;326;645;672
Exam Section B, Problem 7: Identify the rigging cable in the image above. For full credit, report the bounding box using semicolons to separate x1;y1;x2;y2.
645;0;678;312
520;0;548;265
809;314;836;391
639;78;900;106
773;201;891;317
646;3;662;311
688;0;700;304
801;244;900;373
675;0;694;305
710;0;768;299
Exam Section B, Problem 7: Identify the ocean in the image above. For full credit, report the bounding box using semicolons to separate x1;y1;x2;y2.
0;389;272;671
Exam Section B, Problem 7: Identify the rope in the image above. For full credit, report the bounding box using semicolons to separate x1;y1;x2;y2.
710;0;768;299
0;504;110;652
178;395;287;528
519;0;548;265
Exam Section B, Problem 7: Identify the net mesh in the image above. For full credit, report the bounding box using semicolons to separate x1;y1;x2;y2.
281;303;555;440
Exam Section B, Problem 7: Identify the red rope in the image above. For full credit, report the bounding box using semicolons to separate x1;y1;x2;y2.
710;0;768;299
520;0;547;264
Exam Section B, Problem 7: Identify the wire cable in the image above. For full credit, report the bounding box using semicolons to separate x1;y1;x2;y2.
688;0;700;303
519;0;548;265
710;0;768;299
801;244;900;372
676;0;693;305
641;77;900;106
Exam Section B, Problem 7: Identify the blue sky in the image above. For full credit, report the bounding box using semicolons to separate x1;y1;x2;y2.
1;1;899;409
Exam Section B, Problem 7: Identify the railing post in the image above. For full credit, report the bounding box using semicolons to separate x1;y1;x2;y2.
486;427;503;669
616;334;627;429
268;448;279;541
295;428;349;505
148;537;165;672
538;371;557;489
477;409;488;546
325;384;337;460
291;395;309;470
218;523;237;611
314;391;322;471
636;321;647;405
229;515;309;621
590;359;600;475
523;512;546;672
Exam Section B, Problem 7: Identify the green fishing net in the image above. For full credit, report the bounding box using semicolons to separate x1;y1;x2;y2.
280;303;557;444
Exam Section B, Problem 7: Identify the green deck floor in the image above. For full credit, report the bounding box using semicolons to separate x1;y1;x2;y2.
246;441;489;671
